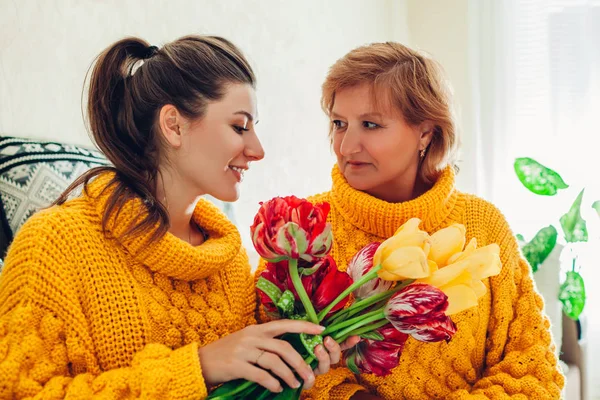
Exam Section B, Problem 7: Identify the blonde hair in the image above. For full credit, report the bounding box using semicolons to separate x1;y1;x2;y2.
322;42;459;184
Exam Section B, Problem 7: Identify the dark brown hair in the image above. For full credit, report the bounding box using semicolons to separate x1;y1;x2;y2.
322;42;459;185
54;35;255;242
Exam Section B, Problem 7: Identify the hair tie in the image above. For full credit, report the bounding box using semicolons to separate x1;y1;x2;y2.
143;45;159;59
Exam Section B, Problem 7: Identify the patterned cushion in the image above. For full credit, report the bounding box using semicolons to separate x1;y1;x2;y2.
0;136;110;247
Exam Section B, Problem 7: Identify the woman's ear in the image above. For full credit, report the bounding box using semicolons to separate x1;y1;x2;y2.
158;104;184;149
419;120;435;150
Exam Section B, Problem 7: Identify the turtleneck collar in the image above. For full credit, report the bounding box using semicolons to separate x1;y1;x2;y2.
85;173;242;281
330;164;459;237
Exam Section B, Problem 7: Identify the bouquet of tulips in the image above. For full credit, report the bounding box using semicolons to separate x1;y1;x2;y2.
207;196;501;399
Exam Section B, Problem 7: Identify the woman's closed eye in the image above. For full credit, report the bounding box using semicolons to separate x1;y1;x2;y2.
232;125;250;134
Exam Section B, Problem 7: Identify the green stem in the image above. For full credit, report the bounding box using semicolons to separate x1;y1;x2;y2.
336;319;390;343
322;308;384;336
317;265;383;321
207;380;255;399
288;257;319;324
332;311;387;341
326;280;414;326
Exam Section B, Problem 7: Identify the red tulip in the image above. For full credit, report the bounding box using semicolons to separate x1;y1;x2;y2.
346;242;393;299
384;283;457;343
312;256;354;316
343;325;408;376
257;256;352;317
250;196;332;262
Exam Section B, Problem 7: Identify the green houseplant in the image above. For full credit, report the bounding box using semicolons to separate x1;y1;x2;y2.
514;157;599;320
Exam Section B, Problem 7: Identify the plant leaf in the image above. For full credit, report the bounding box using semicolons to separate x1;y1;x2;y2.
521;225;558;272
560;189;588;243
514;157;568;196
271;384;303;400
593;200;600;218
206;378;255;399
559;271;586;320
276;290;296;317
516;233;526;243
345;352;361;374
360;331;385;341
300;333;323;358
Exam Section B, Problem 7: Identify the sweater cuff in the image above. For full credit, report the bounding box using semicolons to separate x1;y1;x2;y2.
168;342;207;399
329;383;367;400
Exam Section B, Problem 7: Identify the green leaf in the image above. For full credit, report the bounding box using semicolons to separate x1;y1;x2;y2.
592;200;600;218
559;271;586;320
257;277;283;303
345;352;361;374
299;333;323;358
560;189;588;243
514;157;568;196
271;384;303;400
206;378;256;399
516;233;525;242
276;290;296;317
521;225;558;272
359;331;385;341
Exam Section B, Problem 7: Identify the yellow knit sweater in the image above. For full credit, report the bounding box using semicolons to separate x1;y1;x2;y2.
301;166;564;400
0;174;256;399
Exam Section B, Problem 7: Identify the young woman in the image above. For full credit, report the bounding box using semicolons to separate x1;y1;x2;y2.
0;35;349;399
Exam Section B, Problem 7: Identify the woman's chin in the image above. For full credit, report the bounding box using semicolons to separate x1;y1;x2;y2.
344;174;376;192
209;186;240;203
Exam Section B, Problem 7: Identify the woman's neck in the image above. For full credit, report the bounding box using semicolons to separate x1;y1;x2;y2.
156;170;204;245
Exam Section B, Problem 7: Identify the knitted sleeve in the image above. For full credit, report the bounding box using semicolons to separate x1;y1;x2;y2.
0;213;207;400
447;202;564;399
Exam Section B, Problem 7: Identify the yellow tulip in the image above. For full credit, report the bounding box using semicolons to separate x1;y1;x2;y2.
376;246;431;281
373;218;432;281
447;237;478;265
428;223;467;267
418;241;501;315
374;218;430;263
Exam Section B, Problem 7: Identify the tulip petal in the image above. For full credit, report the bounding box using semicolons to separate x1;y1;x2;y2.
385;284;449;320
428;224;467;267
471;279;488;298
447;237;478;265
347;242;393;299
393;218;422;236
276;222;309;258
305;223;333;261
378;246;430;280
419;256;476;288
408;315;457;342
442;284;479;315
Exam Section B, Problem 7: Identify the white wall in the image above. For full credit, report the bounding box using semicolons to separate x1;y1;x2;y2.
0;0;412;255
406;0;477;195
2;1;484;260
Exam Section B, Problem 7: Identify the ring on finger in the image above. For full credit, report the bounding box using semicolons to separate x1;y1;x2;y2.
254;349;266;364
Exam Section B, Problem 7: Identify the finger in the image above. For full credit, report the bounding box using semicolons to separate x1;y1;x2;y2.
314;344;331;376
323;336;341;365
260;338;315;384
260;319;325;337
340;335;361;351
241;364;283;393
257;351;301;390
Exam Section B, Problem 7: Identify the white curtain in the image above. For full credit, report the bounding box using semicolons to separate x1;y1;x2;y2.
470;0;600;397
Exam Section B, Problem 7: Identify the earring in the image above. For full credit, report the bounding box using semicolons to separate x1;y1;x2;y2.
420;148;426;159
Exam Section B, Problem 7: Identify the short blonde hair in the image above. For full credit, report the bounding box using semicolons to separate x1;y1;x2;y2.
322;42;459;185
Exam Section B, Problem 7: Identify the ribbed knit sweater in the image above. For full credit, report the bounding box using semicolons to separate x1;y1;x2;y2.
301;165;564;400
0;174;256;399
